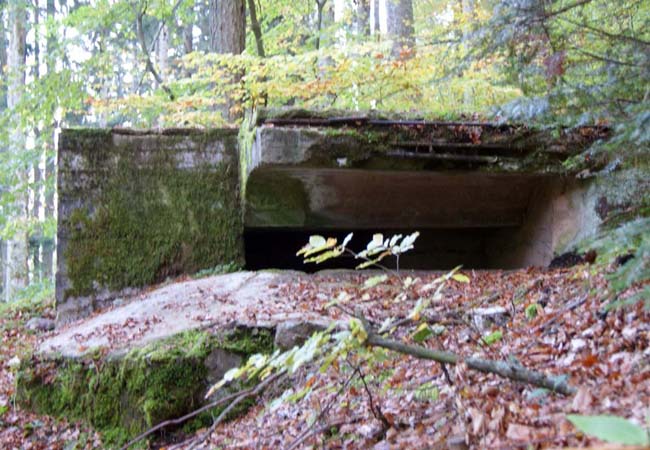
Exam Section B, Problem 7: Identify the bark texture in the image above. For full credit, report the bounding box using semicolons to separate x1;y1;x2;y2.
387;0;414;58
209;0;246;54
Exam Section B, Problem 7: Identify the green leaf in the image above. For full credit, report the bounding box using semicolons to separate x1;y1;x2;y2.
481;330;503;345
566;415;649;446
363;274;388;289
451;273;470;283
0;404;8;416
413;382;439;402
305;247;343;264
525;303;540;320
412;323;434;343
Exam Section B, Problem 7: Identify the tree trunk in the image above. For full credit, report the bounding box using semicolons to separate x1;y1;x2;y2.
5;0;28;300
207;0;246;121
315;0;335;50
386;0;414;58
372;0;380;37
157;24;168;81
209;0;245;54
198;0;211;51
356;0;370;37
183;23;193;54
0;5;6;109
0;3;6;298
32;0;42;283
43;0;56;282
247;0;265;57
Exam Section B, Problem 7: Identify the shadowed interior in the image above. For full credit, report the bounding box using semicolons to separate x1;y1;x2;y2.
244;171;588;271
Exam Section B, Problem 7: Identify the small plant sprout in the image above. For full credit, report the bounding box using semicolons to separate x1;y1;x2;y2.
297;231;420;273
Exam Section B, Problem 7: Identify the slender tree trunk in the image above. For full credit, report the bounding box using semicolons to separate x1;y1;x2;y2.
0;4;6;109
247;0;264;57
372;0;380;37
43;0;56;282
157;24;168;81
183;23;193;54
356;0;370;37
181;20;193;78
32;0;43;283
6;0;28;300
386;0;414;58
315;0;327;50
0;1;7;299
197;0;210;51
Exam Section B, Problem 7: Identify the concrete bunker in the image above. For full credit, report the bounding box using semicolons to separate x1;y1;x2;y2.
55;109;606;323
242;112;602;271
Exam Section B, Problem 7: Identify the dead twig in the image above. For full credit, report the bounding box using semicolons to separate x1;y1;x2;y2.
353;365;391;433
284;416;362;450
182;371;285;450
283;366;358;450
120;371;284;450
535;294;589;334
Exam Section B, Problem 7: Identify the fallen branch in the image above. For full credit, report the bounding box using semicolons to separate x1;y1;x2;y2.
187;371;285;450
535;294;589;334
122;371;284;450
120;390;240;450
366;333;577;395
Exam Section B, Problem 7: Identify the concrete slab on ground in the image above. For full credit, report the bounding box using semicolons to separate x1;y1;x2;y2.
43;270;331;358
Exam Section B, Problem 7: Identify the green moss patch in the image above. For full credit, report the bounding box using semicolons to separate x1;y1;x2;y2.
61;131;244;299
16;327;274;447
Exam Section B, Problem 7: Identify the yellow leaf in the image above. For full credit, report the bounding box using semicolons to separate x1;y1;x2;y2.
452;273;470;283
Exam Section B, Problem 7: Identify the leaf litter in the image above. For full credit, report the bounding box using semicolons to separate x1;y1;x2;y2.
1;263;649;449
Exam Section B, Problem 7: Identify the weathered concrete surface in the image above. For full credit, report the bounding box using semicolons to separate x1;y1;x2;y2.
19;270;332;444
236;110;618;269
245;168;547;229
57;128;243;325
43;271;329;359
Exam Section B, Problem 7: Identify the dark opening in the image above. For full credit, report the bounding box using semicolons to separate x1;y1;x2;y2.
246;226;524;272
244;176;583;272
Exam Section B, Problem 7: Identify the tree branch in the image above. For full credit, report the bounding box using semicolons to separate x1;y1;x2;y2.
366;333;577;395
574;47;642;67
124;371;284;450
120;388;246;449
187;371;285;450
558;17;650;46
247;0;265;57
135;6;174;100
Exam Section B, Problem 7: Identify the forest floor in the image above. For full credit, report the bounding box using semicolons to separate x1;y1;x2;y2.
1;262;649;449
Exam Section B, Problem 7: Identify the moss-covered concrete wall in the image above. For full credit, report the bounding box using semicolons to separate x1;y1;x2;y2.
17;327;274;446
57;128;244;324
